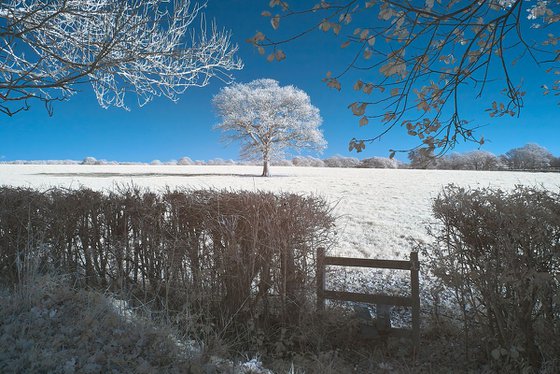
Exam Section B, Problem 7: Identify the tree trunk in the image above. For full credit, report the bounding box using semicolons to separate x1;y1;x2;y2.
261;159;270;177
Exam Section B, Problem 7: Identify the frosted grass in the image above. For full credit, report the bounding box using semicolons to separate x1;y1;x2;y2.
1;164;559;260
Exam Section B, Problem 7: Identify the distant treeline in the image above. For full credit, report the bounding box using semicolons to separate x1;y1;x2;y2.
2;143;558;171
407;143;560;171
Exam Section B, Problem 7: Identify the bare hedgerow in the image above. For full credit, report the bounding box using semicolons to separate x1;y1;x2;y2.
0;186;335;344
421;185;560;372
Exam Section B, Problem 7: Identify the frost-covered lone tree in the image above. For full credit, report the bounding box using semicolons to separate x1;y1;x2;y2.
0;0;242;116
213;79;326;177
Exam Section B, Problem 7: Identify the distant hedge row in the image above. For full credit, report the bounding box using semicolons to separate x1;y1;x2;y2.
0;186;334;327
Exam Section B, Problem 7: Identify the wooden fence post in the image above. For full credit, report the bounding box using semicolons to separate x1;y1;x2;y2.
316;247;326;311
410;251;420;354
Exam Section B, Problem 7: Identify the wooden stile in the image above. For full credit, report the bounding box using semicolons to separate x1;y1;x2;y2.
316;247;420;353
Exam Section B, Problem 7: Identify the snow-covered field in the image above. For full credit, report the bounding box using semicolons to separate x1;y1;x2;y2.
1;164;559;260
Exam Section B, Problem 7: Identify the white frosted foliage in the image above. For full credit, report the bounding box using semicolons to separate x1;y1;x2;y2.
213;79;326;176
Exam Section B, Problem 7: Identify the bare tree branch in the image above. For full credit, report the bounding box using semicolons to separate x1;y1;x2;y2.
0;0;243;115
251;0;559;155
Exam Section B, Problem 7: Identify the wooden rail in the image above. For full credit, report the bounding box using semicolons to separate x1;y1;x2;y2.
316;248;420;351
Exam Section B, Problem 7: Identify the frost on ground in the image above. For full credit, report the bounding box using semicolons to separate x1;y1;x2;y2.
1;165;558;300
1;164;558;261
1;165;557;371
0;275;274;374
0;276;199;373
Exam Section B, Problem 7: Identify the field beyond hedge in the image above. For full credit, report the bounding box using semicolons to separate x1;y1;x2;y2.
1;164;558;260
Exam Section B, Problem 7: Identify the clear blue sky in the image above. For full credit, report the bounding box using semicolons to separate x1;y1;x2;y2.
1;0;559;162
